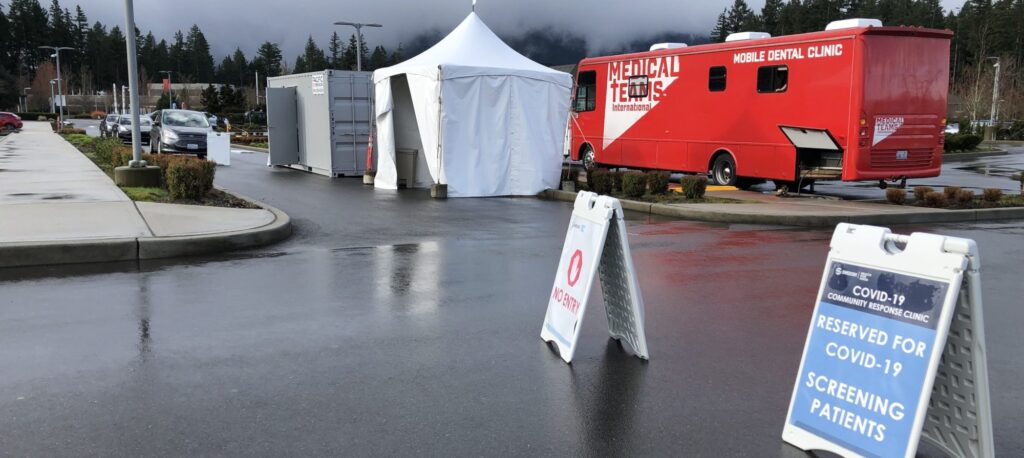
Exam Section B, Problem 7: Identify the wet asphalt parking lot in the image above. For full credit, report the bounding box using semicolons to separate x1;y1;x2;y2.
1;144;1022;456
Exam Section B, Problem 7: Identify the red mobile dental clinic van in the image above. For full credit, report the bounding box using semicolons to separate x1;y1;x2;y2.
568;19;953;191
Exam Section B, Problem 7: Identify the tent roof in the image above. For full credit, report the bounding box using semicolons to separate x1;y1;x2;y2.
373;12;570;86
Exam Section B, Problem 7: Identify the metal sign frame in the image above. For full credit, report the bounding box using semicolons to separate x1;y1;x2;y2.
541;192;649;363
782;223;993;458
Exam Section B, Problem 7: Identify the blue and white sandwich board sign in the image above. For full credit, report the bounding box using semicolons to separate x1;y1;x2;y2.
783;223;994;458
541;191;649;363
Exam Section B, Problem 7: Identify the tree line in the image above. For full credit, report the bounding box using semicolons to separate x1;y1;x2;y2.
0;0;404;111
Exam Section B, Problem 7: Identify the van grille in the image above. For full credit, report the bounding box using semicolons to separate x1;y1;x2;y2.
870;149;933;169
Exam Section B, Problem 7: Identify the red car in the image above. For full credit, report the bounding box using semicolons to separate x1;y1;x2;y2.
0;112;23;132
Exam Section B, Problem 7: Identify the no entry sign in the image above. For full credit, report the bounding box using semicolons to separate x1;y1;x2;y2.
541;192;649;363
783;224;993;458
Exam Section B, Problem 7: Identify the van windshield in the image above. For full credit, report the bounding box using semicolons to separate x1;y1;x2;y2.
163;111;210;128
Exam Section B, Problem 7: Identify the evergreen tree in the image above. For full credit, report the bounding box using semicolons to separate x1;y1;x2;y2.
726;0;760;33
368;45;388;71
7;0;50;76
296;35;327;73
185;24;214;81
710;9;730;42
761;0;785;36
328;31;342;68
341;33;358;70
200;83;220;111
169;30;185;75
0;2;12;72
252;41;283;86
389;43;404;65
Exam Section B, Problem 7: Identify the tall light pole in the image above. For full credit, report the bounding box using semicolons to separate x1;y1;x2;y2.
332;21;382;72
987;57;1000;141
122;0;144;167
39;46;75;127
159;70;173;109
49;80;57;113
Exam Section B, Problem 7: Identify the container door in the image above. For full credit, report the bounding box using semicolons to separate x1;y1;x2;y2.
268;86;298;166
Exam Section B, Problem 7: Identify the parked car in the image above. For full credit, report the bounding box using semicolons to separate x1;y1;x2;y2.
101;114;120;137
150;109;210;158
945;123;960;135
115;115;153;145
0;112;23;132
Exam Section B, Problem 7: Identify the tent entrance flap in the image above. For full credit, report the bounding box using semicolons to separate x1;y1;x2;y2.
267;86;299;166
390;75;433;188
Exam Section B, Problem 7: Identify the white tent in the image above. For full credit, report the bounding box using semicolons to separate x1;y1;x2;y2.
372;12;572;197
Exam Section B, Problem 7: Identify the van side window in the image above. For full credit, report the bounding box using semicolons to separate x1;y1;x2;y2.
573;71;597;112
627;75;649;98
757;65;788;93
708;66;727;91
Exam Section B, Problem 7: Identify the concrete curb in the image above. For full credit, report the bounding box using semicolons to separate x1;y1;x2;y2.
0;191;292;268
138;189;292;260
232;143;268;153
943;149;1008;161
538;189;1024;227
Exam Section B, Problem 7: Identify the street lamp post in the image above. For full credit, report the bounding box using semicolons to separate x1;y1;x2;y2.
21;87;30;112
332;21;382;72
39;46;75;127
122;0;144;167
49;80;57;113
159;70;173;109
987;57;1000;141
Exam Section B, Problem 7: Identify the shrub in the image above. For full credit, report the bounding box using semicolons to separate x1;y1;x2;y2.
922;191;947;208
645;171;671;194
92;138;123;165
560;167;580;183
955;189;975;205
943;186;961;199
110;147;134;168
142;153;182;185
166;158;216;200
609;171;623;193
588;168;612;195
944;134;983;152
61;128;86;135
621;172;646;198
885;188;907;205
982;188;1003;202
961;134;983;151
912;186;934;202
680;175;708;199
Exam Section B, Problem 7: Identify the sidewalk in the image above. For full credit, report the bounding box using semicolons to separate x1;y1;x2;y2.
0;122;290;267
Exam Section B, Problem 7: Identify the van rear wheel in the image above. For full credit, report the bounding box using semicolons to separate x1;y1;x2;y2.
711;154;737;186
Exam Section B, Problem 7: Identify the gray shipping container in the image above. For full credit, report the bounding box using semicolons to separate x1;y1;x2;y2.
266;70;373;177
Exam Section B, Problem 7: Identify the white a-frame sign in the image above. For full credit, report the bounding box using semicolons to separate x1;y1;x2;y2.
783;223;994;458
541;191;649;364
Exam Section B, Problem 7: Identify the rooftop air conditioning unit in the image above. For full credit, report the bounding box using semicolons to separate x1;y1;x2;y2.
725;32;771;42
649;42;688;51
825;18;883;31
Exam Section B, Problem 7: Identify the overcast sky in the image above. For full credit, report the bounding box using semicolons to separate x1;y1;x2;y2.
71;0;967;60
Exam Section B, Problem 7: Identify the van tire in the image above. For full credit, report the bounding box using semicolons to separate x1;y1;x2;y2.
581;145;597;171
711;154;737;186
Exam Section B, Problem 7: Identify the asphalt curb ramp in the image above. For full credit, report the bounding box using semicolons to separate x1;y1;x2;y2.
0;190;292;268
538;189;1024;227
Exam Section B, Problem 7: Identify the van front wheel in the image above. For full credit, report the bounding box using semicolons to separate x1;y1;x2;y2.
711;154;737;186
581;145;597;171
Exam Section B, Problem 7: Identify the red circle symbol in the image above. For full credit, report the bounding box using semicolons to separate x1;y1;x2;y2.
567;249;583;287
